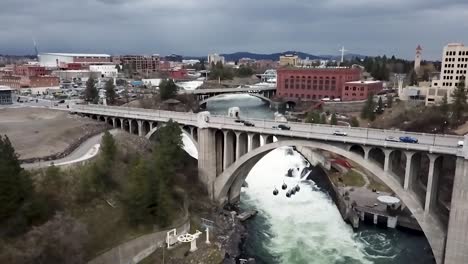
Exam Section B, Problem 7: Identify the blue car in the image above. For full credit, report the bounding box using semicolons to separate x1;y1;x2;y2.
399;136;418;143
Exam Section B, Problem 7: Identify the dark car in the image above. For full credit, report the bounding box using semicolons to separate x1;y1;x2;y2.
243;121;255;127
235;119;245;123
278;124;291;130
58;99;65;104
399;136;418;143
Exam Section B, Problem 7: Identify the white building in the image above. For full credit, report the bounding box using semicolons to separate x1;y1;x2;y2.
426;43;468;105
38;53;111;68
89;65;118;78
208;53;225;65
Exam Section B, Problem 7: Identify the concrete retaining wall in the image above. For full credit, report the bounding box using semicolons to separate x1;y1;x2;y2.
88;220;190;264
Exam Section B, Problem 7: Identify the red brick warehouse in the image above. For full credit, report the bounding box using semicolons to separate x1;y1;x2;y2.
276;67;361;100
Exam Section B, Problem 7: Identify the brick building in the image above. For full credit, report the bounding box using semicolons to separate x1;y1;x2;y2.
341;81;383;101
14;65;49;77
276;68;361;100
27;76;60;88
119;55;160;74
0;75;21;89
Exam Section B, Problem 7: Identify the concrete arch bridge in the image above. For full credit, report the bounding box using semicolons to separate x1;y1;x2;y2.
71;104;468;264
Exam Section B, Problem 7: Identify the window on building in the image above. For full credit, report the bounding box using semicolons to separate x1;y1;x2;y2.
285;84;289;89
307;95;310;99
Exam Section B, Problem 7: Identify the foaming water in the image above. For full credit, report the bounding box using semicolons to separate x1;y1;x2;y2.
241;147;371;264
207;94;435;264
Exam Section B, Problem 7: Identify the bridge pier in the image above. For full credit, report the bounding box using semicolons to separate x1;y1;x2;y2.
445;157;468;264
137;120;143;137
425;155;440;214
384;149;392;173
120;118;125;130
197;128;217;199
223;131;235;170
111;117;117;128
404;152;416;191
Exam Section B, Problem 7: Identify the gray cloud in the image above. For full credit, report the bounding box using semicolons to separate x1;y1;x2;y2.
1;0;467;59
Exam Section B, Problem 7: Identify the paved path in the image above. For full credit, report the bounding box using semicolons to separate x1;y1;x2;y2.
22;129;120;169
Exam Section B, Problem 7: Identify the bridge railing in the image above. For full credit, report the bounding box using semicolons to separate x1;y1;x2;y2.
71;104;463;142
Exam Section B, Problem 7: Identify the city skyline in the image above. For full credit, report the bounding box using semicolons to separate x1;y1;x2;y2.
1;0;468;59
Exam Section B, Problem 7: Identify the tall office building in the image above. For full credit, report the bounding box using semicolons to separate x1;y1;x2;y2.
426;43;468;104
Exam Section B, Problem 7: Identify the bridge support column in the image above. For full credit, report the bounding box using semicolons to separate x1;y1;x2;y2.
383;150;392;174
445;157;468;264
247;133;254;152
137;120;143;136
363;146;371;160
111;117;116;128
120;118;125;130
223;131;235;170
404;151;415;191
260;134;269;147
150;122;155;131
198;128;217;200
235;132;248;160
424;155;439;214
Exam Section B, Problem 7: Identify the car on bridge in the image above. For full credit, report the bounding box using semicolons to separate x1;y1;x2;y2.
243;121;255;127
273;124;290;130
399;136;418;143
333;130;347;136
385;136;399;142
235;119;245;124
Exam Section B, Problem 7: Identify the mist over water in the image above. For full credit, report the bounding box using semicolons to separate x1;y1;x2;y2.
206;94;435;264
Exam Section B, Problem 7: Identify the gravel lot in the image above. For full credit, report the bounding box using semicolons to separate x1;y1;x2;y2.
0;107;107;160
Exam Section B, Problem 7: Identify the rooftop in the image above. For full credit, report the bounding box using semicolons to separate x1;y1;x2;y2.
39;53;111;58
0;85;12;91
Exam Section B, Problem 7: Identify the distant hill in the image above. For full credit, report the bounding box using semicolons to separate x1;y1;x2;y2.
220;51;323;62
184;51;367;62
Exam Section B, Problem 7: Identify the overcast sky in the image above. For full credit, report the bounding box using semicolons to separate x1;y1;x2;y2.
1;0;468;59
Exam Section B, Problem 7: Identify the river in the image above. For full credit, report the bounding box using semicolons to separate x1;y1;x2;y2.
205;94;435;264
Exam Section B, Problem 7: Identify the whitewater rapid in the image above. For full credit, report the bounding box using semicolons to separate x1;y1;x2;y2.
242;147;371;264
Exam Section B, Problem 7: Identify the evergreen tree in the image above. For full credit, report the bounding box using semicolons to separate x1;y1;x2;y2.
159;79;178;100
386;94;393;108
85;77;98;103
350;117;360;127
330;113;338;125
125;120;183;226
451;79;467;124
305;111;321;124
408;69;418;86
0;135;33;221
377;97;384;114
104;78;117;105
101;131;117;162
361;93;376;120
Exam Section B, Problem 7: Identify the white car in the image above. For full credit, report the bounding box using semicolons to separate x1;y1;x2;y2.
458;141;464;147
333;130;347;136
385;136;399;142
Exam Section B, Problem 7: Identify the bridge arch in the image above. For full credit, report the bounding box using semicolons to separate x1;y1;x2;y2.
213;139;444;261
349;144;365;158
199;93;271;108
145;125;199;154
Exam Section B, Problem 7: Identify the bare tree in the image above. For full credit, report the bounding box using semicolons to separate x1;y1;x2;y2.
1;213;89;264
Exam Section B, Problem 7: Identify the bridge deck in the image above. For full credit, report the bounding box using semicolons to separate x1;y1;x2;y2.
71;105;464;157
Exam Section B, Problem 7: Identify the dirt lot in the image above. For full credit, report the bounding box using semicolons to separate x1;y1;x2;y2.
0;107;107;160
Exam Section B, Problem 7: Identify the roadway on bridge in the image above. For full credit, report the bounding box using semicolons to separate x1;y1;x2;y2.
70;105;464;156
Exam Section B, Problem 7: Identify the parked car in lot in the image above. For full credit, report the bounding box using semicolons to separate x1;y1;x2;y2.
278;124;291;130
333;130;347;136
399;136;418;143
385;136;399;142
243;121;255;127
